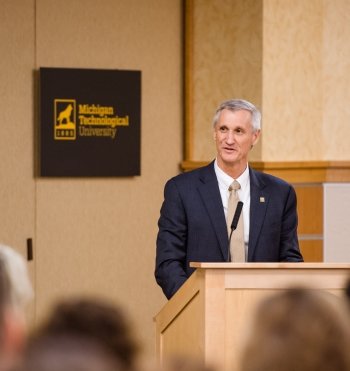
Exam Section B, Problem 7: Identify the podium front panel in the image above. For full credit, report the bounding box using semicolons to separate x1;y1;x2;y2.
154;263;350;371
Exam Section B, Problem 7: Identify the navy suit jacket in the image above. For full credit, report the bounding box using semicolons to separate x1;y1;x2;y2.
155;162;303;299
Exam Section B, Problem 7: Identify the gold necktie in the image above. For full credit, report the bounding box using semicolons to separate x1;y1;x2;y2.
227;180;245;262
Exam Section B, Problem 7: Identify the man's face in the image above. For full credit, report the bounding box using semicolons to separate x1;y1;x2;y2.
213;109;260;171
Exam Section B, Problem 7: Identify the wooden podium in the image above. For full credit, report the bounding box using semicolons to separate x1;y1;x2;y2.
154;263;350;371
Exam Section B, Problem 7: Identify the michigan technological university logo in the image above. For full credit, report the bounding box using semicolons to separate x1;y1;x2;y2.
54;99;129;141
54;99;76;140
41;67;140;176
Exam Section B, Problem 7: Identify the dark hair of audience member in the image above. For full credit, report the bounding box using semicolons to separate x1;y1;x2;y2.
240;287;350;371
26;298;140;370
345;277;350;308
16;335;125;371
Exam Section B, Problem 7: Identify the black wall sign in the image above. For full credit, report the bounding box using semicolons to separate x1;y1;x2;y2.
40;67;141;177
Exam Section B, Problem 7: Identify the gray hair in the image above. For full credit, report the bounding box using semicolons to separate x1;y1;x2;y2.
0;244;33;312
212;99;261;132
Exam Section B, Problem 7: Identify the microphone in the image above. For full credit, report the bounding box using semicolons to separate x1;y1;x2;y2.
227;201;244;262
231;201;243;231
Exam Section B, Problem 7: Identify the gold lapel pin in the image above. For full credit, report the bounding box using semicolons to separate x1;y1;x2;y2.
260;197;265;203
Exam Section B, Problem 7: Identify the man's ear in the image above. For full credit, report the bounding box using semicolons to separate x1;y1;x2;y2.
252;130;261;147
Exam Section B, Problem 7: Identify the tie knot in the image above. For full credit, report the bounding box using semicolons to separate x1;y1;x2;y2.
229;180;241;192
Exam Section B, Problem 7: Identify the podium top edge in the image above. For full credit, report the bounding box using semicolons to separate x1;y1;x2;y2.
190;262;350;269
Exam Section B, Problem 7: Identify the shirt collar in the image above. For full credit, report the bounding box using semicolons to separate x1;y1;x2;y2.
214;159;249;190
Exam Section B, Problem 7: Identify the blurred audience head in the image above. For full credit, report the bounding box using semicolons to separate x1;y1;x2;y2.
23;297;139;371
240;287;350;371
0;244;33;315
0;244;33;370
16;335;125;371
345;277;350;309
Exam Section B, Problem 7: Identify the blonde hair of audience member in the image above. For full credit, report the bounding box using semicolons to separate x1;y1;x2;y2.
0;245;33;313
0;244;33;370
240;287;350;371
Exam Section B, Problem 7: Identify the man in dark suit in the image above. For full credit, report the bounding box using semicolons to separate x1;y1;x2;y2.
155;99;303;299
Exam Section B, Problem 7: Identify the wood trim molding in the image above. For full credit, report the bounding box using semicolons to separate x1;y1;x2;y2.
180;160;350;183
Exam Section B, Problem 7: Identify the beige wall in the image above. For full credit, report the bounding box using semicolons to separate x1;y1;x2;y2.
0;0;35;255
0;0;182;361
262;0;324;161
263;0;350;161
323;0;350;160
187;0;350;163
0;0;36;318
191;0;263;161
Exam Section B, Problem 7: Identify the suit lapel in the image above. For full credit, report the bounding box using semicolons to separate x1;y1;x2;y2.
248;168;269;260
197;163;228;260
